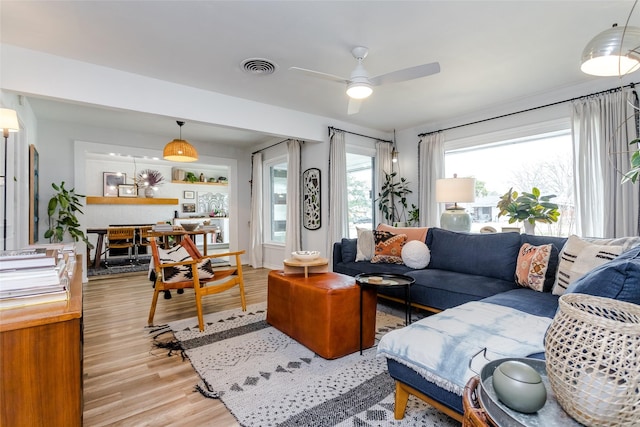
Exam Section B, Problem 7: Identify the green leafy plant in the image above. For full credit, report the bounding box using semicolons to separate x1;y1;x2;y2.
185;171;198;183
622;138;640;183
376;172;412;224
45;182;93;248
407;204;420;226
496;187;560;225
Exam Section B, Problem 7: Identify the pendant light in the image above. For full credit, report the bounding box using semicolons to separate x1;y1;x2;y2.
163;121;198;162
581;23;640;76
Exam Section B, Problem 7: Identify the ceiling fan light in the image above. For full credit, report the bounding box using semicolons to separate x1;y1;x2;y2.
346;82;372;99
581;25;640;76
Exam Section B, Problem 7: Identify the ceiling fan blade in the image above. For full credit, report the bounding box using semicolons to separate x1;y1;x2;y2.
369;62;440;86
347;98;362;115
288;67;347;84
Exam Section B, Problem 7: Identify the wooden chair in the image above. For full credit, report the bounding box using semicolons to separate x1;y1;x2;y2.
105;227;135;265
148;235;246;331
135;225;154;261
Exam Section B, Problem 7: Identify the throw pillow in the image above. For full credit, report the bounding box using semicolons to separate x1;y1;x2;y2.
515;243;552;292
552;235;624;296
376;223;428;242
355;227;375;261
371;230;407;264
401;240;431;269
157;244;215;284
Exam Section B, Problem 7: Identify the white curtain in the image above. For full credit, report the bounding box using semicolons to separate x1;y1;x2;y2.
375;141;393;224
285;139;301;255
327;129;348;264
418;132;445;227
249;152;263;267
572;88;639;238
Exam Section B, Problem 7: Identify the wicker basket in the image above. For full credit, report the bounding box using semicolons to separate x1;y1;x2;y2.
545;294;640;426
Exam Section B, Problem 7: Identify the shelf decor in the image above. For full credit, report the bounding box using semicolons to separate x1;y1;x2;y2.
303;168;321;230
545;294;640;426
103;172;126;197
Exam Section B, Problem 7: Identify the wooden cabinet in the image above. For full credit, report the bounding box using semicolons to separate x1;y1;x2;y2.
0;257;83;426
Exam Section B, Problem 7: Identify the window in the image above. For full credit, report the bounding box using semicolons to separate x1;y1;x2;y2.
264;159;287;243
445;130;574;236
346;151;374;238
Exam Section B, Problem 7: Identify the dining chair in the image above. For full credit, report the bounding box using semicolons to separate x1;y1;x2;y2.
135;225;154;261
105;227;135;265
148;235;246;331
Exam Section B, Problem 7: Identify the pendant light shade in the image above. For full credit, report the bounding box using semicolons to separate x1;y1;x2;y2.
163;121;198;162
581;24;640;76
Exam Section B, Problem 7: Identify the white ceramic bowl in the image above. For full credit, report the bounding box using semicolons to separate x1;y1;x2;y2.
181;222;199;231
291;251;320;261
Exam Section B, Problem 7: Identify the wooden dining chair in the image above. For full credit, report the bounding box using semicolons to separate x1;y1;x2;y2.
105;227;135;265
148;235;246;331
135;225;154;261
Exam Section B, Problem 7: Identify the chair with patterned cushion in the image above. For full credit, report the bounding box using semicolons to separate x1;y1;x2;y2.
148;235;246;331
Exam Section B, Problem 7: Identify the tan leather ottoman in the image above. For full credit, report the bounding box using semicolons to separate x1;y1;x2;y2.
267;270;377;359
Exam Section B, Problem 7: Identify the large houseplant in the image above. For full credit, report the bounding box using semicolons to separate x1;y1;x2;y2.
496;187;560;234
376;172;412;225
45;181;93;248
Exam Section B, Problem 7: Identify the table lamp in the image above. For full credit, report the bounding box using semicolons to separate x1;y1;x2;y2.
436;175;476;232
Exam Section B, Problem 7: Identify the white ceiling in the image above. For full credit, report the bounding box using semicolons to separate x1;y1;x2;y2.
1;0;638;146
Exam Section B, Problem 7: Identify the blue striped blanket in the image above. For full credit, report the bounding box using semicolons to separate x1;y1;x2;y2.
377;301;552;396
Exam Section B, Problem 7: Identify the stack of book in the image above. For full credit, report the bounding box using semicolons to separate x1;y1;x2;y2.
153;223;174;232
0;247;73;309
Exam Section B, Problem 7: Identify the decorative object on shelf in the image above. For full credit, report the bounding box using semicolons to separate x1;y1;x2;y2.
1;108;19;250
183;191;195;199
198;192;228;216
376;171;412;225
185;171;198;183
208;177;217;183
137;169;164;198
491;360;546;413
545;294;640;426
291;250;321;261
103;172;126;197
496;187;559;235
302;168;321;230
182;203;196;213
171;168;186;181
163;120;198;162
199;173;205;182
435;174;475;232
117;184;137;197
217;176;228;182
45;181;93;248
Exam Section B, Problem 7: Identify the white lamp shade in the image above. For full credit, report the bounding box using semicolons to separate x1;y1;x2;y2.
0;109;19;132
581;25;640;76
435;177;476;204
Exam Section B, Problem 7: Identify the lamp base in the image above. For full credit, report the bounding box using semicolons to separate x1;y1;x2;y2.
440;208;471;232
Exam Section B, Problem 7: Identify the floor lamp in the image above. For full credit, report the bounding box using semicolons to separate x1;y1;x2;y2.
1;108;20;251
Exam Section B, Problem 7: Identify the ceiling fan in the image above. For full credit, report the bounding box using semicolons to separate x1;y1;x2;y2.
289;46;440;114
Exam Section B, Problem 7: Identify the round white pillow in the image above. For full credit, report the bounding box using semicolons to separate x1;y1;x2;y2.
401;240;431;269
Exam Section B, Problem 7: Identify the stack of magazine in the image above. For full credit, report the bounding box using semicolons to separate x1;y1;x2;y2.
152;223;174;232
0;246;74;310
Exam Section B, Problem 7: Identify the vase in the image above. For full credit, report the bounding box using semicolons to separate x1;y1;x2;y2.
523;221;535;235
144;187;155;198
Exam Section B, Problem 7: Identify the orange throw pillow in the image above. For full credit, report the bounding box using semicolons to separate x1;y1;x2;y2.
376;223;428;242
371;230;407;264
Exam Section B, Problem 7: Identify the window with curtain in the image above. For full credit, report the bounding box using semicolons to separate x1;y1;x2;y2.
264;158;287;243
346;151;375;238
445;130;574;236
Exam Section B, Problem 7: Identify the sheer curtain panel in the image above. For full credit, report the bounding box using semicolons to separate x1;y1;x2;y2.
250;153;263;267
327;129;348;264
375;141;393;224
418;132;445;227
285;140;301;256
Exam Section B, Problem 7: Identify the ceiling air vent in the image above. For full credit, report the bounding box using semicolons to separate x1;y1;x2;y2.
241;58;278;75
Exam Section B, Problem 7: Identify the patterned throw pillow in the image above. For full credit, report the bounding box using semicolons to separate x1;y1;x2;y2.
157;245;215;284
515;243;552;292
552;235;623;296
371;230;407;264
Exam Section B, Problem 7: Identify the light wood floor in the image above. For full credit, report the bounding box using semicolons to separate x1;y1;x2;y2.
82;266;271;426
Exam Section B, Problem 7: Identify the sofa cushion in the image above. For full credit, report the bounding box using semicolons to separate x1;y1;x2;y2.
355;227;375;261
520;234;567;292
552;235;623;295
426;228;521;282
371;230;406;264
340;238;358;263
515;243;552;292
565;245;640;304
377;223;428;242
481;288;560;318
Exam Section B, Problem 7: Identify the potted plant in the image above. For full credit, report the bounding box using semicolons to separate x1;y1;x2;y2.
496;187;560;234
407;204;420;226
137;169;164;198
376;172;412;225
45;181;93;248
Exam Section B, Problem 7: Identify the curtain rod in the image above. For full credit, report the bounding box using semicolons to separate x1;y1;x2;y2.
328;126;393;144
418;82;639;137
251;138;289;156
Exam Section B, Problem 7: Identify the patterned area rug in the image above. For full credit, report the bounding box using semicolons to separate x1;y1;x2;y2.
165;303;460;427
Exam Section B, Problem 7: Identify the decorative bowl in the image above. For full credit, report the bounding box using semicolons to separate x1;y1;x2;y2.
291;251;320;261
181;222;198;231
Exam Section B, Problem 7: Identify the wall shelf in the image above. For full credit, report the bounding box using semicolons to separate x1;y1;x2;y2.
171;180;228;186
86;196;178;205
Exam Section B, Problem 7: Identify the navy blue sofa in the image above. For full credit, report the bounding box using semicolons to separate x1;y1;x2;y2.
333;228;640;420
